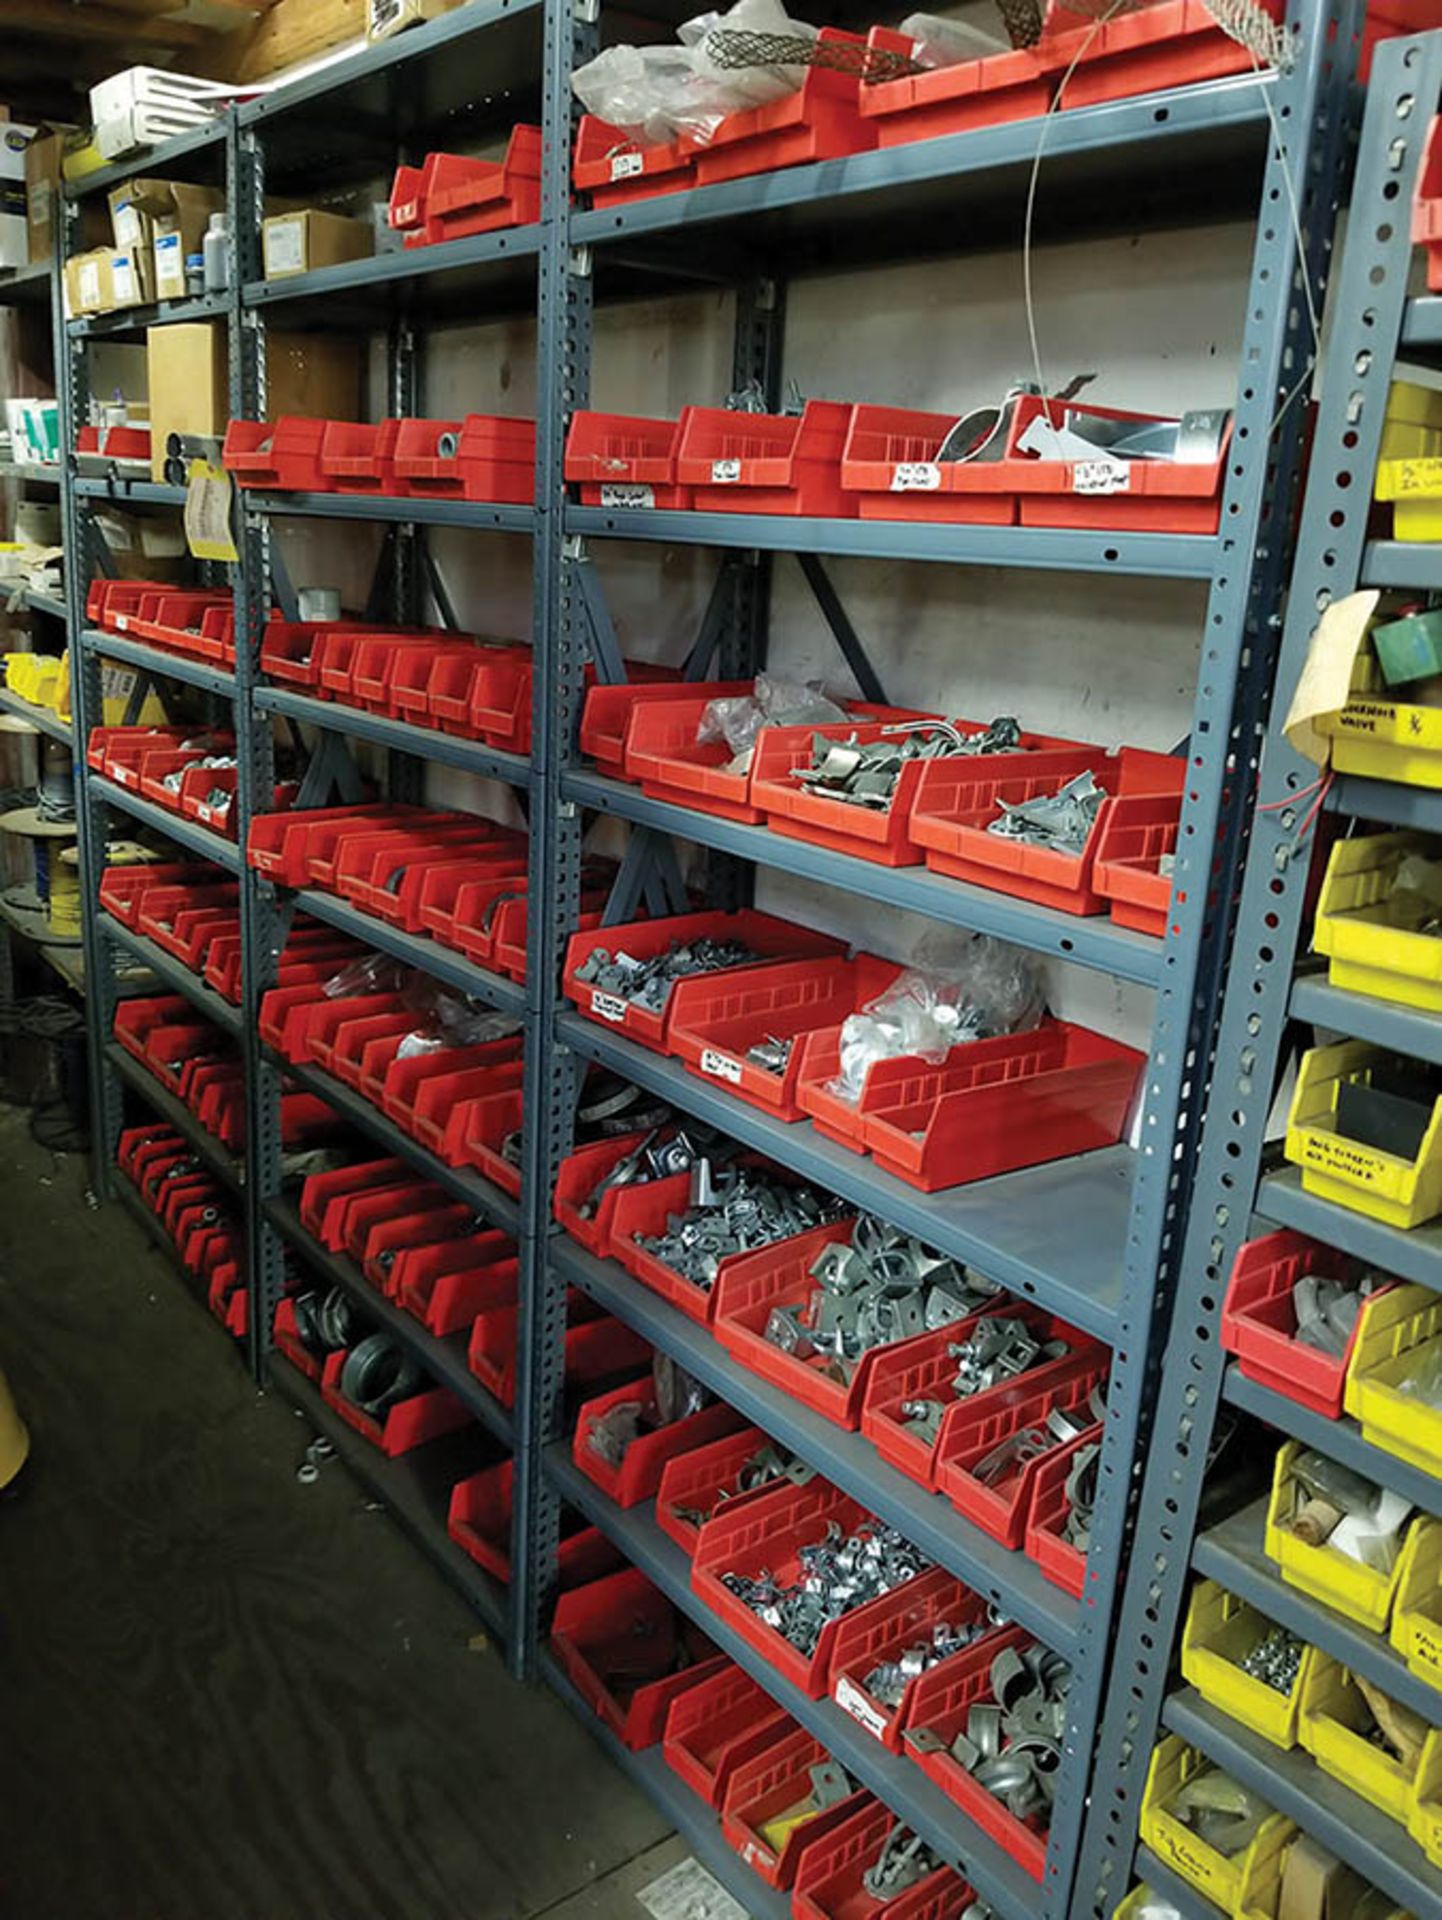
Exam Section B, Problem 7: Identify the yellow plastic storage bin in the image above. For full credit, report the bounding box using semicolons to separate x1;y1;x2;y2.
1380;382;1442;465
1391;1519;1442;1692
1314;833;1442;1012
1284;1041;1442;1231
1297;1651;1419;1824
1344;1286;1442;1477
1264;1441;1409;1632
1408;1727;1442;1868
1314;654;1442;790
1179;1579;1315;1749
1138;1733;1295;1913
1376;455;1442;542
4;652;60;708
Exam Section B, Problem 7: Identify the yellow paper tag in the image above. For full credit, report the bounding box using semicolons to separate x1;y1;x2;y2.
184;458;239;564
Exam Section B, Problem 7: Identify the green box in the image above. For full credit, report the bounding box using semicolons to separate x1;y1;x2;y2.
1373;607;1442;688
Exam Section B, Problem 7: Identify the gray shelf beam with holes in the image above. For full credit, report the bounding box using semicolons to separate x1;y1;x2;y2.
254;686;533;787
72;478;187;507
284;888;527;1017
552;1234;1080;1656
82;629;237;699
89;777;241;872
1258;1166;1442;1297
106;1041;243;1194
67;120;228;200
245;493;535;531
98;914;242;1035
1291;973;1442;1068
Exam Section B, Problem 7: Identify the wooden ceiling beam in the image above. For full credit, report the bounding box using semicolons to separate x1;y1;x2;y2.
0;1;211;47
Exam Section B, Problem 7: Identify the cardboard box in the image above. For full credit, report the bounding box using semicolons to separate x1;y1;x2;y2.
0;122;36;270
153;182;223;301
24;129;66;265
65;248;113;315
108;247;149;310
261;209;369;281
146;323;229;481
368;0;468;40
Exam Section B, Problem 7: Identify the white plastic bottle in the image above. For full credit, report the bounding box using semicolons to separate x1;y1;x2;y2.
203;212;230;294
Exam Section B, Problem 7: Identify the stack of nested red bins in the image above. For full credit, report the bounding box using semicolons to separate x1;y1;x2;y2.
448;1458;621;1587
858;21;1058;148
908;744;1186;919
388;127;543;248
579;678;753;776
117;1122;240;1291
223;417;328;491
87;581;234;663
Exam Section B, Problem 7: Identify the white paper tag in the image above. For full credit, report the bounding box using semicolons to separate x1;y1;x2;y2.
638;1858;748;1920
891;461;941;491
197;801;216;822
113;203;141;248
115;613;131;631
591;990;628;1024
1073;458;1131;495
700;1048;743;1086
154;231;183;295
264;217;305;277
610;152;645;181
111;255;136;306
710;458;741;484
78;260;101;310
599;482;654;509
834;1674;890;1740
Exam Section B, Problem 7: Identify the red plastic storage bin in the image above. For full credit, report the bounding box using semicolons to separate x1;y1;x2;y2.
861;1308;1090;1490
248;803;422;887
655;1423;775;1556
396;1241;516;1339
1416;114;1442;293
580;678;752;774
693;29;877;186
719;1721;868;1887
571;1375;746;1507
470;1299;648;1409
1023;1424;1100;1599
100;861;205;927
827;1571;991;1754
89;578;149;630
552;1127;689;1259
791;1796;969;1920
666;954;902;1120
840;405;1020;525
572;114;697;208
550;1565;725;1751
1054;0;1283;112
449;1080;526;1190
402;128;543;246
693;1478;910;1696
393;414;535;503
127;590;231;654
300;1157;409;1245
223;416;329;492
908;746;1184;914
563;908;847;1052
858;30;1055;149
662;1662;790;1809
1091;789;1183;938
900;1626;1052;1881
564;410;692;509
710;1220;942;1432
1218;1228;1385;1420
674;401;855;517
319;419;405;495
447;1459;621;1587
319;1347;472;1457
931;1354;1110;1543
273;1296;329;1382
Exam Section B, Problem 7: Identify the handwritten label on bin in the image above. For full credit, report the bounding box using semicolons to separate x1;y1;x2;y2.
710;458;742;484
834;1675;890;1740
600;483;654;509
590;991;628;1024
610;152;645;181
700;1048;742;1086
891;461;940;491
1073;458;1131;495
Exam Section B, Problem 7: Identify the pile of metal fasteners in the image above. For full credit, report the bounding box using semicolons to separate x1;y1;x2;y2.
861;1619;994;1709
792;718;1023;812
576;1121;735;1222
1291;1268;1377;1355
576;936;766;1015
762;1215;1001;1382
1058;1437;1100;1552
502;1079;679;1174
906;1641;1072;1823
668;1439;813;1533
720;1518;931;1654
900;1318;1074;1448
291;1285;366;1357
859;1823;945;1899
1239;1625;1304;1696
339;1333;423;1418
1160;1764;1272;1857
987;770;1105;854
634;1160;850;1295
969;1391;1105;1493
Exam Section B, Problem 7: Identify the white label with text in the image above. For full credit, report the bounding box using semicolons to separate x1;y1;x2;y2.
834;1675;890;1740
700;1048;743;1086
1073;458;1131;495
591;991;629;1024
610;152;645;181
710;458;742;484
891;461;941;491
600;483;654;509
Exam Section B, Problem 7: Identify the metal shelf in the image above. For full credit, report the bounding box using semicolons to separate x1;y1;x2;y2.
267;1198;514;1447
68;291;230;340
552;1232;1080;1657
1193;1499;1442;1728
1291;973;1442;1068
1401;295;1442;352
1331;774;1442;835
90;776;241;871
82;629;237;700
246;493;535;532
1;465;62;487
1163;1689;1442;1920
243;226;543;330
546;1443;1045;1920
539;1650;791;1920
265;1352;507;1641
564;771;1164;986
286;887;527;1017
256;684;531;787
0;261;53;307
557;1010;1129;1345
98;913;242;1035
1257;1167;1442;1300
1362;541;1442;591
114;1173;220;1307
106;1041;243;1193
1132;1849;1224;1920
73;477;186;508
269;1049;521;1236
67;120;228;200
18;587;67;621
1222;1363;1442;1524
565;504;1217;578
0;686;72;744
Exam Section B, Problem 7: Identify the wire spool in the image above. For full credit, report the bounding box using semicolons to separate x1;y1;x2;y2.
38;738;73;823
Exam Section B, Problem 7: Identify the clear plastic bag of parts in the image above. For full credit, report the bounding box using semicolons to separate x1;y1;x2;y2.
697;671;848;766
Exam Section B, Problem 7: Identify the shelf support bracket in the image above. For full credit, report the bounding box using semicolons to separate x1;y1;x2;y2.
796;552;887;706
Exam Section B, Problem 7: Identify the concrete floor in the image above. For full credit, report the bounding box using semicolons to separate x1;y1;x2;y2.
0;1107;689;1920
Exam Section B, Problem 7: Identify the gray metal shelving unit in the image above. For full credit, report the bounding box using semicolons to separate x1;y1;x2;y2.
56;5;1375;1915
1073;30;1442;1920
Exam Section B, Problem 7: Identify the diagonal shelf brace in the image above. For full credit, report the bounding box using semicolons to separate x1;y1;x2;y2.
797;550;888;706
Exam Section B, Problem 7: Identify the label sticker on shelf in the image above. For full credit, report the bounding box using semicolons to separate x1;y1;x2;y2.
1073;458;1131;495
711;458;742;484
599;483;654;509
610;152;645;181
591;991;628;1024
834;1674;890;1739
891;461;941;491
700;1048;742;1086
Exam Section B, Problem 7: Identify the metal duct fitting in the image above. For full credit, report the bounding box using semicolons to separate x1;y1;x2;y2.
437;430;459;460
